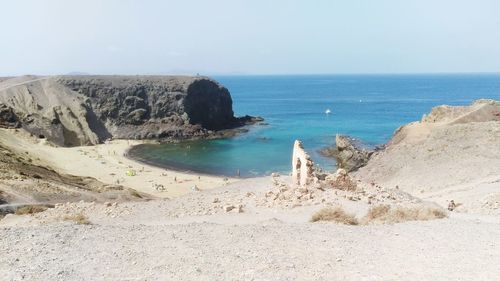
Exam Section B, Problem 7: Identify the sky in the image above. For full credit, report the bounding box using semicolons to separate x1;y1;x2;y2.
1;0;499;76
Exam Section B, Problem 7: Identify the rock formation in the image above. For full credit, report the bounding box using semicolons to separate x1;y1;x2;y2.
0;75;261;146
0;104;20;128
292;140;315;186
420;99;500;124
291;140;358;189
320;135;374;172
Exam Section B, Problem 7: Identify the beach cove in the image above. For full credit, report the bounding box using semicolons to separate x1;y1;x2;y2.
128;74;500;177
0;128;239;199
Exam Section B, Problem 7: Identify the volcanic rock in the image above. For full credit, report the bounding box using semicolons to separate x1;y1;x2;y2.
0;75;260;146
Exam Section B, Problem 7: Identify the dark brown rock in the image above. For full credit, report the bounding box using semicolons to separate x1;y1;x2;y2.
320;134;374;172
0;103;20;128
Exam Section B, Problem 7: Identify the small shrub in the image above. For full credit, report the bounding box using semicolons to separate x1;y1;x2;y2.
363;205;390;221
362;204;447;224
311;207;358;225
64;213;91;225
15;205;48;215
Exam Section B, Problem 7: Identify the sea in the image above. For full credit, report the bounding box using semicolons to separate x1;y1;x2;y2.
128;74;500;177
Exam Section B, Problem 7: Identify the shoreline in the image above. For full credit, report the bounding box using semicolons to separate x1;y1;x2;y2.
0;128;242;198
126;143;265;179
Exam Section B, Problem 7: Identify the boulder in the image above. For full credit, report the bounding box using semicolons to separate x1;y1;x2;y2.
321;135;373;172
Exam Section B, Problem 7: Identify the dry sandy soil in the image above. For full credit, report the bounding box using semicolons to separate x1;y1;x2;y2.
0;134;153;211
1;100;499;281
1;178;500;281
356;99;500;216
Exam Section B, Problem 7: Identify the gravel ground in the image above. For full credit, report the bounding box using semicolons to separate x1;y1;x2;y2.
2;176;499;281
1;214;499;281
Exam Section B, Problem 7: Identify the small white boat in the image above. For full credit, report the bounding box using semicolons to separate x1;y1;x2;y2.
325;109;332;114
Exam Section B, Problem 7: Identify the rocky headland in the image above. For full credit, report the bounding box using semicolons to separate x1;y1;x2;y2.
0;75;259;213
0;75;262;147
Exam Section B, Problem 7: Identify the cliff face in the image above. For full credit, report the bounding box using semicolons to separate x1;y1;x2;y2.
0;76;257;146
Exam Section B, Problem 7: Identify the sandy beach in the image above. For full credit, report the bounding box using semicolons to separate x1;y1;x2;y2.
0;128;239;199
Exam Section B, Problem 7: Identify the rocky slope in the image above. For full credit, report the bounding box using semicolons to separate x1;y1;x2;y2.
0;141;152;217
0;76;259;146
355;99;500;214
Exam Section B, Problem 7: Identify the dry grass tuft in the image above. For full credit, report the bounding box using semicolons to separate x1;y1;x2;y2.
363;205;391;221
362;204;447;224
15;205;48;215
63;213;91;225
311;207;359;225
312;204;447;226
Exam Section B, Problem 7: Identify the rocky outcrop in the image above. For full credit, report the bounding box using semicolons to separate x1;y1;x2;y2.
0;104;20;128
322;100;500;175
0;76;260;146
421;99;500;124
320;135;374;172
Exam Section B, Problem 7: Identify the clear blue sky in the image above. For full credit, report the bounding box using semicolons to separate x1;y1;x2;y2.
1;0;499;75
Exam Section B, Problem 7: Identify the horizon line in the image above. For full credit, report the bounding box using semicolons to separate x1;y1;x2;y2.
2;71;500;78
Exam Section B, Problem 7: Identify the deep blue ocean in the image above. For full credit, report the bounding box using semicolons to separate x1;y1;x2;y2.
129;74;500;177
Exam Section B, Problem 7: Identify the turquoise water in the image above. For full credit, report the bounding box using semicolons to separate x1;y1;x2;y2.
128;74;500;177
